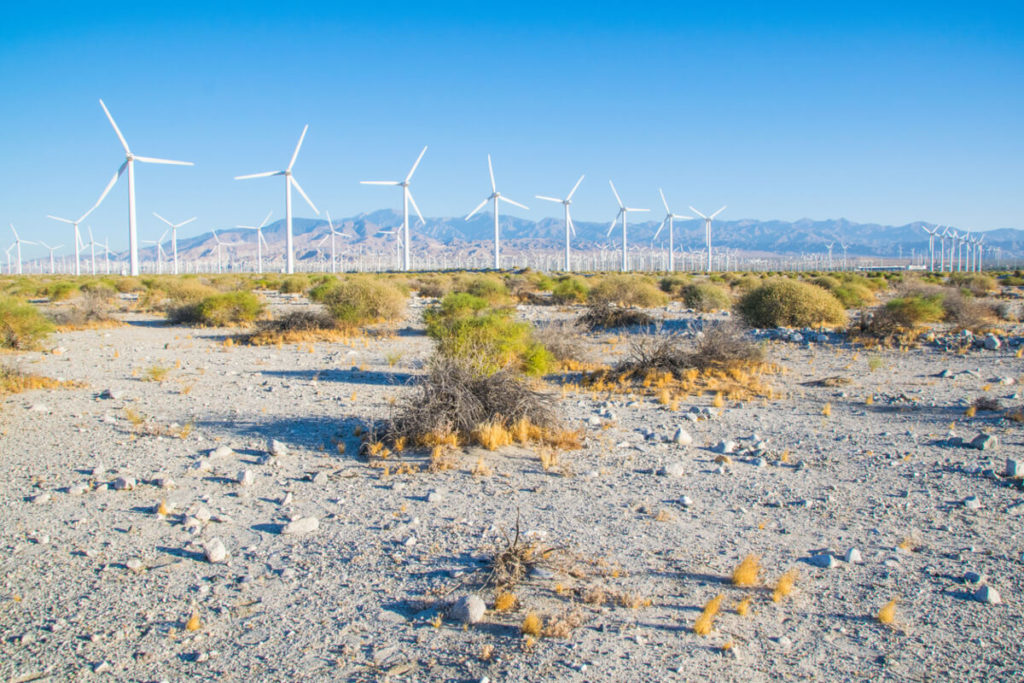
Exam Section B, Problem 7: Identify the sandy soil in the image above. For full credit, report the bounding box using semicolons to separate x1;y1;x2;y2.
2;296;1024;682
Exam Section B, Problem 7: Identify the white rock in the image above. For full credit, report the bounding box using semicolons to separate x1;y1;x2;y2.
971;433;998;451
672;428;693;446
68;483;89;496
809;553;837;568
279;492;293;506
126;558;145;574
154;477;175;490
451;594;486;624
203;538;228;563
194;506;212;522
1005;459;1023;478
844;548;863;564
191;459;213;473
312;471;328;485
237;470;254;486
715;440;737;454
282;517;319;535
974;585;1002;604
268;439;288;457
30;492;52;504
679;495;694;508
963;495;982;511
210;445;234;458
30;403;49;412
113;477;136;491
427;490;445;504
660;462;686;478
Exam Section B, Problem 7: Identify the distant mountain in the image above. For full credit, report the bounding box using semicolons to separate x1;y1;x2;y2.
71;211;1024;270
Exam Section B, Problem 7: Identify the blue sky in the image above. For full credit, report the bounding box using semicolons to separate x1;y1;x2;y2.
1;1;1021;252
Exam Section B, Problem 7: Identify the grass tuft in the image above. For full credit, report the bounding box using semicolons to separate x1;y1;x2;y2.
731;554;761;587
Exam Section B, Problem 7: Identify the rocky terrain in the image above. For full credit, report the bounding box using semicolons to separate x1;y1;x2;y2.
2;295;1024;681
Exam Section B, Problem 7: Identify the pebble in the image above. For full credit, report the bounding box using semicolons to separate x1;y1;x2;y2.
450;594;486;624
126;558;145;574
311;471;328;485
194;506;212;522
237;470;254;486
1005;459;1022;479
69;483;89;496
963;495;982;511
679;495;694;508
427;490;445;504
100;388;125;400
30;492;52;504
660;462;686;478
203;538;228;564
30;403;49;412
282;517;319;535
113;476;136;491
974;585;1002;604
751;457;767;468
983;334;1002;351
964;570;985;584
210;445;234;459
154;477;175;490
970;433;997;451
672;428;693;446
844;548;863;564
715;440;737;454
809;553;837;568
268;439;288;457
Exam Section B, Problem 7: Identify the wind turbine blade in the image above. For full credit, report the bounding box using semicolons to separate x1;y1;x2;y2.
259;211;272;228
688;206;708;219
466;198;489;221
487;155;496;193
316;235;329;247
159;229;170;242
405;145;427;182
47;215;73;224
653;218;666;240
289;176;319;214
98;99;131;154
567;175;585;201
288;124;309;171
133;156;193;166
407;191;425;225
10;224;19;240
235;170;283;180
179;217;197;227
627;208;650;213
674;214;694;220
607;214;619;237
659;188;670;214
84;166;124;218
360;180;400;186
567;213;576;237
259;232;269;247
710;205;727;219
153;212;172;226
608;180;624;208
535;195;562;203
501;197;529;211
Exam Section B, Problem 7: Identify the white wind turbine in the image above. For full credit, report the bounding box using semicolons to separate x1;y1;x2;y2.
4;244;12;275
653;189;692;272
85;227;102;275
210;230;241;273
91;99;194;277
689;205;727;273
974;234;985;271
465;155;529;270
360;146;427;272
535;175;584;271
8;224;36;275
607;181;649;272
153;213;197;275
38;241;63;274
142;228;170;274
939;226;950;271
921;224;941;271
322;210;344;274
235;211;273;274
47;190;107;276
825;241;835;271
235;125;319;274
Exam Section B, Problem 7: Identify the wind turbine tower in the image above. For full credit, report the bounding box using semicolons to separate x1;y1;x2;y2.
465;155;529;270
689;205;727;272
535;175;584;271
607;181;649;272
236;211;273;274
153;213;197;275
360;146;427;272
653;189;691;272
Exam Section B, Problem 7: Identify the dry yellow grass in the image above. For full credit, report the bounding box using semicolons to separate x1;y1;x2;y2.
821;402;832;417
736;595;753;616
965;405;977;417
731;554;761;586
494;592;517;612
185;610;201;632
772;568;798;602
693;594;724;636
712;391;725;408
156;500;170;516
521;612;542;637
472;421;513;450
877;598;898;624
472;457;493;477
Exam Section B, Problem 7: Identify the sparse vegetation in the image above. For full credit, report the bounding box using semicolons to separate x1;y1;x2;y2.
0;296;54;349
731;554;761;587
577;302;654;330
588;274;668;308
693;594;724;636
680;282;732;311
170;291;265;326
318;277;407;329
736;278;847;328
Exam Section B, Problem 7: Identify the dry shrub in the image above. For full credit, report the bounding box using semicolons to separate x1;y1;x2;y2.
246;310;345;345
47;291;120;329
494;592;518;612
772;568;798;602
615;322;762;376
388;354;566;450
0;364;79;395
681;282;732;311
731;554;761;587
972;396;1002;412
942;289;996;332
0;297;53;350
693;594;724;636
588;275;668;307
577;302;653;330
521;612;542;637
736;278;847;328
533;318;588;363
542;609;585;638
487;516;543;590
877;598;898;625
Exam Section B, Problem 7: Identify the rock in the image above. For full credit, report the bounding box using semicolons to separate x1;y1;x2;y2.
751;457;767;468
154;476;175;490
809;553;837;568
964;570;986;584
203;538;228;564
268;439;288;457
963;495;982;511
679;495;694;508
237;470;254;486
100;388;126;400
210;445;234;459
999;377;1016;386
279;492;293;506
938;369;953;378
450;595;486;624
660;462;686;478
715;440;737;454
983;334;1002;351
113;476;136;491
427;490;445;504
194;506;212;522
30;492;52;504
30;403;49;412
684;413;699;423
282;517;319;535
311;471;328;485
587;416;601;426
191;459;213;473
68;483;89;496
94;661;112;673
974;585;1002;604
672;428;693;446
1005;459;1023;478
713;455;732;465
126;558;145;574
774;635;793;651
971;433;997;451
844;548;863;564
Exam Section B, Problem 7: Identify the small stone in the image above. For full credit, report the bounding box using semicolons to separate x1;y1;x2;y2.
775;635;793;650
672;428;693;446
974;585;1002;604
1005;459;1023;478
311;471;328;485
660;462;686;478
964;570;985;584
69;483;89;496
971;433;998;451
963;495;982;511
203;538;228;564
450;594;486;624
713;454;732;465
809;553;837;568
983;334;1002;351
30;492;52;504
113;476;136;491
126;558;145;574
427;490;445;504
191;459;213;473
100;388;126;400
94;661;112;673
751;457;767;468
268;439;288;457
30;403;49;412
282;517;319;535
194;506;212;522
210;445;234;459
679;495;694;508
154;477;175;490
844;548;863;564
684;412;699;423
715;440;737;454
237;470;254;486
279;491;293;506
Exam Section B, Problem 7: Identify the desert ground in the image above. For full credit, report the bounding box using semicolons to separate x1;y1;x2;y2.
2;280;1024;682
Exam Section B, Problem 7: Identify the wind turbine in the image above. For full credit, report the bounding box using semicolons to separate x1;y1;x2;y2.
938;226;950;272
535;175;584;271
210;230;240;273
606;181;649;273
153;213;197;275
322;210;343;274
235;211;273;274
47;190;107;276
85;227;102;275
825;242;835;271
921;224;941;271
38;241;63;274
360;146;427;272
4;244;12;275
235;125;319;274
652;189;691;273
142;228;170;275
90;99;193;277
974;234;985;271
465;155;529;270
8;224;36;275
688;205;727;273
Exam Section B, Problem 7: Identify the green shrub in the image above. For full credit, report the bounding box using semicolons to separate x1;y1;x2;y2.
881;294;946;326
458;274;510;303
681;282;732;311
588;275;668;307
47;282;80;302
279;275;310;294
736;278;847;328
658;274;690;297
0;297;54;349
171;291;265;326
948;273;996;297
319;277;406;327
551;277;589;304
426;293;552;376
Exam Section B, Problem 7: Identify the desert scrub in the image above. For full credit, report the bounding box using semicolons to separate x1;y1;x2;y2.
948;272;996;297
810;275;875;308
46;291;119;329
681;282;732;311
278;274;311;294
588;274;668;307
426;292;551;375
0;363;79;395
576;302;653;330
550;276;589;304
140;278;218;312
0;297;54;350
316;277;406;329
170;291;265;326
46;281;80;302
736;278;847;328
245;310;342;345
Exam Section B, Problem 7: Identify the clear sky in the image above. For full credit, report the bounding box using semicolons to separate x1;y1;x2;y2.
1;1;1021;253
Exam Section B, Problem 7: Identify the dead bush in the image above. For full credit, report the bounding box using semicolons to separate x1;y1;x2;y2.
616;322;760;376
46;291;118;328
972;396;1002;412
577;302;654;330
533;318;588;363
942;290;996;332
692;321;764;369
245;310;342;344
